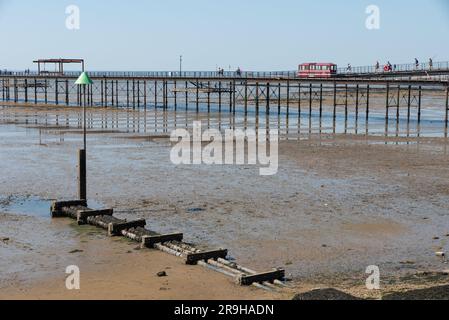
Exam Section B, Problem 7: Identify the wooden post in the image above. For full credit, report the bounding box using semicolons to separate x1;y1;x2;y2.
65;79;69;106
78;149;87;201
298;83;301;118
286;80;290;114
55;79;58;105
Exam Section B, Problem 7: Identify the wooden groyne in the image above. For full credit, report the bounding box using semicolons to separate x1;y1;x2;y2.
51;200;288;291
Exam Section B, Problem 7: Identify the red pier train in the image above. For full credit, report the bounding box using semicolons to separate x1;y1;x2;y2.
297;62;337;78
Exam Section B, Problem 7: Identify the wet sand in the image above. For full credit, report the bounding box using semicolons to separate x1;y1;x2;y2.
0;212;281;300
1;105;449;299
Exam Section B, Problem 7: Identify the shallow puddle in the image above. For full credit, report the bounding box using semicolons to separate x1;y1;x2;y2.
0;195;103;219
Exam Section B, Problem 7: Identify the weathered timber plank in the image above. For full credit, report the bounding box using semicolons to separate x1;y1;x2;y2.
108;219;146;236
186;249;228;265
141;233;184;248
237;269;285;286
77;208;114;225
51;200;87;217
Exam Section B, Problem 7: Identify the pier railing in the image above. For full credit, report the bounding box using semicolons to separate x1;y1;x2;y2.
1;61;449;79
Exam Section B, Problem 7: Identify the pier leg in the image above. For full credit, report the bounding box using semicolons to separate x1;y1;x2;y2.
35;78;38;104
196;79;200;112
144;80;147;109
244;82;248;116
355;84;359;122
66;79;69;106
219;82;222;112
366;84;370;123
385;83;390;125
155;81;158;108
185;81;188;109
333;82;337;121
286;80;290;115
407;85;411;123
418;86;422;124
227;81;232;114
277;83;281;115
207;81;210;113
101;80;104;107
309;83;312;118
396;85;400;123
24;79;28;103
127;80;130;108
344;84;348;120
255;82;259;115
174;80;177;110
446;85;449;129
132;80;136;109
319;84;323;119
137;80;140;109
266;82;270;114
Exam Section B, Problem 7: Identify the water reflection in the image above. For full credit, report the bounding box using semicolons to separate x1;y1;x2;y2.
0;103;448;141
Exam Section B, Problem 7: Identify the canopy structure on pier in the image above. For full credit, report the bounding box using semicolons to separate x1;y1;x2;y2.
33;59;85;75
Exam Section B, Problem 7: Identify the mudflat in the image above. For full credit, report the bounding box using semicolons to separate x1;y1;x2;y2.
1;105;449;299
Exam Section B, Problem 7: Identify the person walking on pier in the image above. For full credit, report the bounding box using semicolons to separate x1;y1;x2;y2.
375;61;380;72
415;58;419;70
236;67;242;77
347;63;352;73
429;58;433;70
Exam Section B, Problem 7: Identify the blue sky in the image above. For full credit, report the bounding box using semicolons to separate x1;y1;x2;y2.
0;0;448;71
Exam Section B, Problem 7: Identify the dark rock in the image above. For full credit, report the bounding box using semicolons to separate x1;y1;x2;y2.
293;288;361;300
157;271;167;277
69;249;84;254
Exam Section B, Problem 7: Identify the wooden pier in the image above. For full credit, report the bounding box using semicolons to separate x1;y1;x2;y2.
1;74;448;129
51;200;288;290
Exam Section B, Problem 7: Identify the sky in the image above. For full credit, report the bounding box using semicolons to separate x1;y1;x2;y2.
0;0;448;71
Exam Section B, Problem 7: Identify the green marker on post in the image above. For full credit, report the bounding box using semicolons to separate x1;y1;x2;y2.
75;72;93;201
